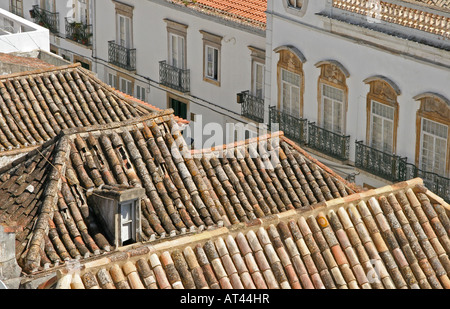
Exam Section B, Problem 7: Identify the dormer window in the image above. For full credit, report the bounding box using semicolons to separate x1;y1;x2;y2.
89;185;145;247
288;0;302;9
283;0;308;17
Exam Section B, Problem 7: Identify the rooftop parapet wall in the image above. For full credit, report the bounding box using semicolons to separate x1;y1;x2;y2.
331;0;450;39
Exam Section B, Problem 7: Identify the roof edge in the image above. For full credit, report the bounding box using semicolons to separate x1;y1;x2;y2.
0;63;81;81
281;135;361;193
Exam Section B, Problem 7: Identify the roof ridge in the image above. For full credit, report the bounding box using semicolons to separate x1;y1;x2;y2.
58;109;176;138
0;63;81;81
76;67;159;115
190;131;284;156
23;135;72;272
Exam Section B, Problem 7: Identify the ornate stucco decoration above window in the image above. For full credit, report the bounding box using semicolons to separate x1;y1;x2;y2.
283;0;308;17
315;60;350;85
364;75;401;103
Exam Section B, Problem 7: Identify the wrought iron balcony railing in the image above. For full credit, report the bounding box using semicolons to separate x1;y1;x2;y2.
159;61;190;93
268;106;307;145
308;122;350;161
108;40;136;71
237;91;264;123
355;141;407;182
30;5;59;34
65;18;93;46
405;164;450;203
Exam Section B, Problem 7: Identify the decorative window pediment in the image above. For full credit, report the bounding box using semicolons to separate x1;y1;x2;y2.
415;92;450;122
364;76;401;104
316;60;349;87
414;93;450;176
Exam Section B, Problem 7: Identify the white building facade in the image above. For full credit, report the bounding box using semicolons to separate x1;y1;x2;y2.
262;0;450;198
0;6;49;53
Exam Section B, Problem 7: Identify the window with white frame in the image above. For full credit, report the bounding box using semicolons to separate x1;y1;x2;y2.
136;85;146;102
120;200;135;245
253;62;265;99
169;33;185;69
206;46;219;81
76;0;88;23
281;68;301;117
249;46;265;100
322;84;344;134
164;19;188;71
117;14;132;48
10;0;23;16
370;100;395;153
108;72;117;88
420;118;448;176
42;0;55;12
119;77;132;95
201;30;222;85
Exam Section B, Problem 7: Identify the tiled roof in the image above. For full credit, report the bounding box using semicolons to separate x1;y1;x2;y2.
0;110;356;274
51;178;450;289
115;90;189;125
0;63;157;156
168;0;267;30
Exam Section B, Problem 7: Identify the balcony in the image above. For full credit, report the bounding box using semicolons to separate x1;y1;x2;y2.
159;61;190;93
30;5;59;34
108;40;136;71
268;106;307;145
355;141;407;182
405;164;450;203
65;18;93;46
308;122;350;161
237;91;264;123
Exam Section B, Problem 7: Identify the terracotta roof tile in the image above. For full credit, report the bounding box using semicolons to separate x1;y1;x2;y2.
0;63;159;157
0;53;55;71
0;111;360;275
168;0;266;30
48;178;450;289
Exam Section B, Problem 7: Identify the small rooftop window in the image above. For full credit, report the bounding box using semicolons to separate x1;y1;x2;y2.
88;185;145;247
284;0;308;17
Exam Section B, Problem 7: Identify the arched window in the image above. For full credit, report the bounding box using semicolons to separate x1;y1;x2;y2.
316;61;349;134
414;93;450;176
274;46;305;118
364;76;401;154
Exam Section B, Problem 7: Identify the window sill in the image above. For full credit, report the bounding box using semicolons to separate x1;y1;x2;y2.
203;77;221;87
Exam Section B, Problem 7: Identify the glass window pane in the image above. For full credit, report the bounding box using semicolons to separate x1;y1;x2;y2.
421;118;448;175
371;101;395;152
